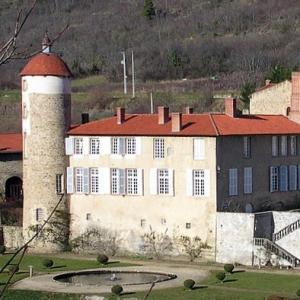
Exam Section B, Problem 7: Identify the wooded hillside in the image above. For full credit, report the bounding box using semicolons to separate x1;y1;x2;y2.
1;0;300;88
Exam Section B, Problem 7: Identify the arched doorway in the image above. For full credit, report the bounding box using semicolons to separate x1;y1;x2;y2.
5;177;23;202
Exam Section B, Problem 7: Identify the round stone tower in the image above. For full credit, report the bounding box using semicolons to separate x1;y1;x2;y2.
20;35;72;252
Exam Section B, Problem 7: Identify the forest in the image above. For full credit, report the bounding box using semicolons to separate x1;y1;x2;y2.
1;0;300;89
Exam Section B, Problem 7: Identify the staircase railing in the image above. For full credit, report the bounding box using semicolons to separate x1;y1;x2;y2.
272;219;300;242
254;237;300;267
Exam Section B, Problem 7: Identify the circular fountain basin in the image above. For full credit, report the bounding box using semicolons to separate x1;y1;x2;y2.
53;270;177;286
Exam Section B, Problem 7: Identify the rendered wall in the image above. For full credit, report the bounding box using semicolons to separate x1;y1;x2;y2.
250;81;291;116
3;226;23;249
69;136;217;258
216;212;255;265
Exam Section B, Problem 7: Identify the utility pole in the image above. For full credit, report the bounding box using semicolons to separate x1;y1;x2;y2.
150;92;154;114
121;51;127;95
132;51;135;98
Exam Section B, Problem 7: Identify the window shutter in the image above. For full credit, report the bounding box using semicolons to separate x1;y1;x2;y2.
66;167;74;194
272;136;278;156
149;168;158;195
137;169;144;195
119;169;126;194
194;138;205;160
100;137;111;155
289;165;297;191
186;169;193;196
136;137;142;155
83;168;89;194
168;169;174;196
270;166;274;192
65;137;74;155
204;169;210;197
83;137;89;155
244;167;252;194
280;165;288;191
119;138;125;155
99;168;110;194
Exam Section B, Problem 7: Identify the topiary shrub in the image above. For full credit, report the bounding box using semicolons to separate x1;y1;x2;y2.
97;254;109;265
183;279;195;290
216;272;226;283
224;263;234;273
111;284;123;295
42;259;54;268
0;245;6;255
8;265;19;274
296;289;300;297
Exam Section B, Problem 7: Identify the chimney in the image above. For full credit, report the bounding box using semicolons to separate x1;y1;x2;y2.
291;72;300;112
81;113;89;124
116;107;125;125
265;79;271;86
225;97;237;118
158;106;169;124
185;106;193;114
172;112;182;132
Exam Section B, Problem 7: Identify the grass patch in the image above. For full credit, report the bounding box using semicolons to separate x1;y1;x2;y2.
4;290;81;300
0;90;20;102
72;75;107;89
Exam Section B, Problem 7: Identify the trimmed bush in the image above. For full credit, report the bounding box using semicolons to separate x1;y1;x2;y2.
97;254;109;265
8;265;19;274
111;284;123;295
42;259;54;268
184;279;195;290
224;264;234;273
216;272;226;283
0;245;6;254
296;289;300;297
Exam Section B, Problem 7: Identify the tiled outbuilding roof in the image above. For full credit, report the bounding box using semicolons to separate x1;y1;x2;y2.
68;113;300;136
0;133;22;153
20;53;72;77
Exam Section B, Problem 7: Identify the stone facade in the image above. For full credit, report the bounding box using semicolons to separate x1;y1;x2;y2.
69;136;217;258
22;76;71;252
216;135;300;213
250;81;291;116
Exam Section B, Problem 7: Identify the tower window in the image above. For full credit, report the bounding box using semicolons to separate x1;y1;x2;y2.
56;174;63;194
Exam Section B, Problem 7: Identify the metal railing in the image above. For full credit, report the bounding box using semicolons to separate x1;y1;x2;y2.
272;219;300;242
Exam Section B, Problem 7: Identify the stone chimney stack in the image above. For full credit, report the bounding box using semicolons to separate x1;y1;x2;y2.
291;72;300;112
185;107;193;114
81;113;89;124
225;97;237;118
158;106;169;124
117;107;125;125
171;112;182;132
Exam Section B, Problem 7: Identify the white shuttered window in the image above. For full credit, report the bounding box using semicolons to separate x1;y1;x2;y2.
229;168;238;196
74;138;83;155
90;168;99;193
153;138;165;158
244;167;252;194
75;168;84;193
194;138;205;160
90;138;100;155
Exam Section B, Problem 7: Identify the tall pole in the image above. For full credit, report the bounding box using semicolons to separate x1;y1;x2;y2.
121;51;127;95
150;92;154;114
132;51;135;98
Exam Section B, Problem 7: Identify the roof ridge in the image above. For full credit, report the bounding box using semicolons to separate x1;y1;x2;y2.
209;114;220;136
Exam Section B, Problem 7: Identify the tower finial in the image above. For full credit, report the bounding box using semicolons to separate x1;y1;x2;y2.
42;31;51;53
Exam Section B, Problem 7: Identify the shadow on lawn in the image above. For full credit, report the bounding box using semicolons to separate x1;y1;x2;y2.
232;270;245;274
50;265;67;269
121;292;136;296
193;285;208;290
223;278;238;283
106;261;120;266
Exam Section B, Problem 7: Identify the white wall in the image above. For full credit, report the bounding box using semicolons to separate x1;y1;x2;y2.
216;212;255;266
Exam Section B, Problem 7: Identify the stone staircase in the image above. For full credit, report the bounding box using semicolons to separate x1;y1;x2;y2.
272;219;300;242
254;237;300;267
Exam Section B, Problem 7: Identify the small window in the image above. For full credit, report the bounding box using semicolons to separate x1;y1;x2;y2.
158;169;169;195
153;138;165;158
186;222;191;229
272;136;278;157
281;136;287;156
86;213;91;221
90;138;100;155
140;219;147;228
74;138;83;155
126;138;136;155
90;168;99;193
290;136;297;156
243;167;252;194
193;170;205;196
193;138;205;160
75;168;84;193
55;174;63;194
243;136;251;158
161;218;167;225
229;168;238;196
35;208;44;222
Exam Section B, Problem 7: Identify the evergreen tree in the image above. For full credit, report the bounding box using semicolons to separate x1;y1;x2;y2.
240;82;255;107
143;0;156;20
266;65;292;83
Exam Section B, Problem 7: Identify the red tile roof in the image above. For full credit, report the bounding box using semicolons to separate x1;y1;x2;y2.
0;133;22;153
68;113;300;137
20;53;72;77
